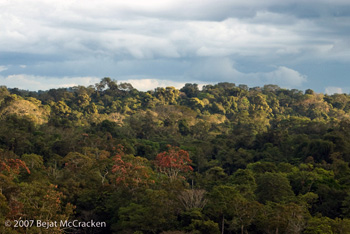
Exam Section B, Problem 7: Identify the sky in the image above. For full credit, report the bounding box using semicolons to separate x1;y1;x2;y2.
1;0;350;94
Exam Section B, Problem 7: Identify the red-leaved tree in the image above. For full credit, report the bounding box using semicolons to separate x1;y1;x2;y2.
155;145;193;181
0;158;30;176
0;158;30;220
112;145;154;188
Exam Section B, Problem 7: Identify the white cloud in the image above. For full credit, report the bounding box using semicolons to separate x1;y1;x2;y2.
0;74;100;90
118;79;186;91
188;58;307;88
0;74;202;92
262;66;307;87
0;66;8;72
325;87;344;95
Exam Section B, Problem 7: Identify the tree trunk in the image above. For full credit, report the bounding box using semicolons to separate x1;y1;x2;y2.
222;214;225;234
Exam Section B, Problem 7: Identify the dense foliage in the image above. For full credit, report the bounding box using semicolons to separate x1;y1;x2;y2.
1;78;350;233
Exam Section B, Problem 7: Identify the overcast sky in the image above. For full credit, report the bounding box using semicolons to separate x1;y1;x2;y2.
1;0;350;93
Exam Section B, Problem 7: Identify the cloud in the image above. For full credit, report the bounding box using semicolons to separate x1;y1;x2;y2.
262;66;307;87
325;87;344;95
0;0;349;92
118;79;187;91
1;0;345;62
0;74;100;91
0;74;200;92
188;57;306;88
0;66;8;72
1;61;308;92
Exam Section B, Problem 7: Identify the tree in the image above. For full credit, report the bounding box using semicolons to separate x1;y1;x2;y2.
180;83;199;98
117;189;177;233
62;152;93;174
155;145;193;181
112;145;154;188
206;185;240;234
0;158;30;177
177;189;207;211
154;87;180;105
229;168;256;198
18;182;75;233
0;157;31;221
187;219;220;234
257;202;309;234
255;172;294;204
178;119;191;136
228;197;262;234
304;216;334;234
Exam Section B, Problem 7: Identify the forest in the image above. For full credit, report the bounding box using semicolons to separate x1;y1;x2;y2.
1;77;350;233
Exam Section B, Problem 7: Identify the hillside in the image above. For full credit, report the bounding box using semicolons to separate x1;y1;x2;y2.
1;79;350;233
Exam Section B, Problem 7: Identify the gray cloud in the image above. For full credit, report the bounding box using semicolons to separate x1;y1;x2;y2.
0;0;349;91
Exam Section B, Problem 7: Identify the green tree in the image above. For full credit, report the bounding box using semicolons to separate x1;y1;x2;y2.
206;185;239;234
255;172;294;204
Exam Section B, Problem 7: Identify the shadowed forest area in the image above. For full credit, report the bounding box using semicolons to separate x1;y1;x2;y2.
1;78;350;233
